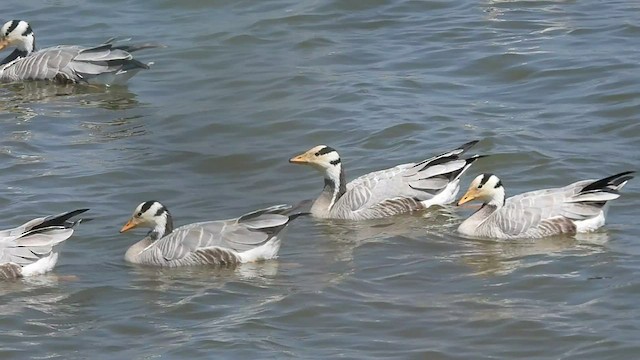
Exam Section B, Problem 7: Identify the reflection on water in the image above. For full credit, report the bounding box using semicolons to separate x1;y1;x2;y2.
311;207;458;263
457;232;609;277
0;274;78;316
0;82;141;115
79;115;148;143
128;260;280;293
0;81;148;150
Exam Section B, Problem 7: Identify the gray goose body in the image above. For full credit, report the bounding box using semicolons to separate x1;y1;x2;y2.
0;209;88;279
120;201;302;267
290;141;483;220
0;20;158;84
457;172;634;239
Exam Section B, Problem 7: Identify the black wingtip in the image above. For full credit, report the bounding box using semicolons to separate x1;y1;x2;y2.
68;208;91;216
288;212;311;222
50;208;90;223
457;140;480;153
581;171;635;193
29;208;90;232
466;154;489;163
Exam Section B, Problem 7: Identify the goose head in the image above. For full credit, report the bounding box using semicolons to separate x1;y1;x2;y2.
0;20;35;54
458;173;505;207
289;145;342;181
120;200;174;239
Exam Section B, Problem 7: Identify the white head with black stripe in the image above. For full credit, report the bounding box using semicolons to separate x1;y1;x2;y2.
0;20;35;54
120;200;174;239
289;145;342;181
458;173;506;207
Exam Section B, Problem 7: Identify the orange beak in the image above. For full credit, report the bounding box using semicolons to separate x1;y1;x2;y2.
457;188;479;206
289;151;312;164
0;38;11;51
119;218;140;233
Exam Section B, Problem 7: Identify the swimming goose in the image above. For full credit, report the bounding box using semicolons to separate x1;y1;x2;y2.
289;140;483;220
0;20;160;84
119;201;304;267
0;209;89;279
457;171;634;239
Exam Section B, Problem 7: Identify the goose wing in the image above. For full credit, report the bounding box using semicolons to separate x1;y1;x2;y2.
1;46;80;82
1;43;151;83
337;141;480;216
0;209;88;265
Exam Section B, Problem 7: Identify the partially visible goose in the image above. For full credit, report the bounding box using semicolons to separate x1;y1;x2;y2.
119;201;304;267
457;171;634;239
0;20;160;84
289;140;484;220
0;209;89;279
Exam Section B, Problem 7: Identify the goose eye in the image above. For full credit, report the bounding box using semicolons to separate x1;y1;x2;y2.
137;212;143;217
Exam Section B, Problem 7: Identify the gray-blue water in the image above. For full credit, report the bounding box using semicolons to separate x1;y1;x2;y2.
0;0;639;358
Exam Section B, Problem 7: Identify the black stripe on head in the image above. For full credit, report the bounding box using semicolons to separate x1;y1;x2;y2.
155;205;167;217
22;24;33;36
315;146;336;157
330;158;341;166
478;173;494;189
140;200;158;213
494;179;502;189
6;20;19;35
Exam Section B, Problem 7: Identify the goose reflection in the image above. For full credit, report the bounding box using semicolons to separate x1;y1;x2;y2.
456;232;609;277
312;206;460;263
0;273;78;316
127;260;280;293
0;81;148;143
0;81;141;110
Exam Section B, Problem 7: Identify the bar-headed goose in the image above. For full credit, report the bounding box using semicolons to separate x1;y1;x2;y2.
289;140;483;220
119;201;304;267
457;171;634;239
0;209;89;279
0;20;161;84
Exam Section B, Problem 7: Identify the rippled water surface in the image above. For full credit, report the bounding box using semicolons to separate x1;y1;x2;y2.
1;0;639;358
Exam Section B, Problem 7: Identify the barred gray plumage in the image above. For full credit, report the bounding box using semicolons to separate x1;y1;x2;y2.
0;20;161;84
457;171;634;239
290;140;483;220
0;209;88;279
120;201;303;267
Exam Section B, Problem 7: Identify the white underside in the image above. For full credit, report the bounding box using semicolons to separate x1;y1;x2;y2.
20;252;59;277
237;236;282;263
420;180;460;208
574;211;606;233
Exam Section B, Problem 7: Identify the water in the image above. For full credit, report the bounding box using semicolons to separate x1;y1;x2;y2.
0;0;639;358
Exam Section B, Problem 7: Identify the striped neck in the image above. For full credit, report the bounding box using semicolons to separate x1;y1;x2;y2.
148;211;174;240
323;164;347;210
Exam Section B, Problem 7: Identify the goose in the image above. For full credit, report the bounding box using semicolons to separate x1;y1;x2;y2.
0;209;89;279
0;20;160;84
119;201;304;267
456;171;634;239
289;140;483;220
